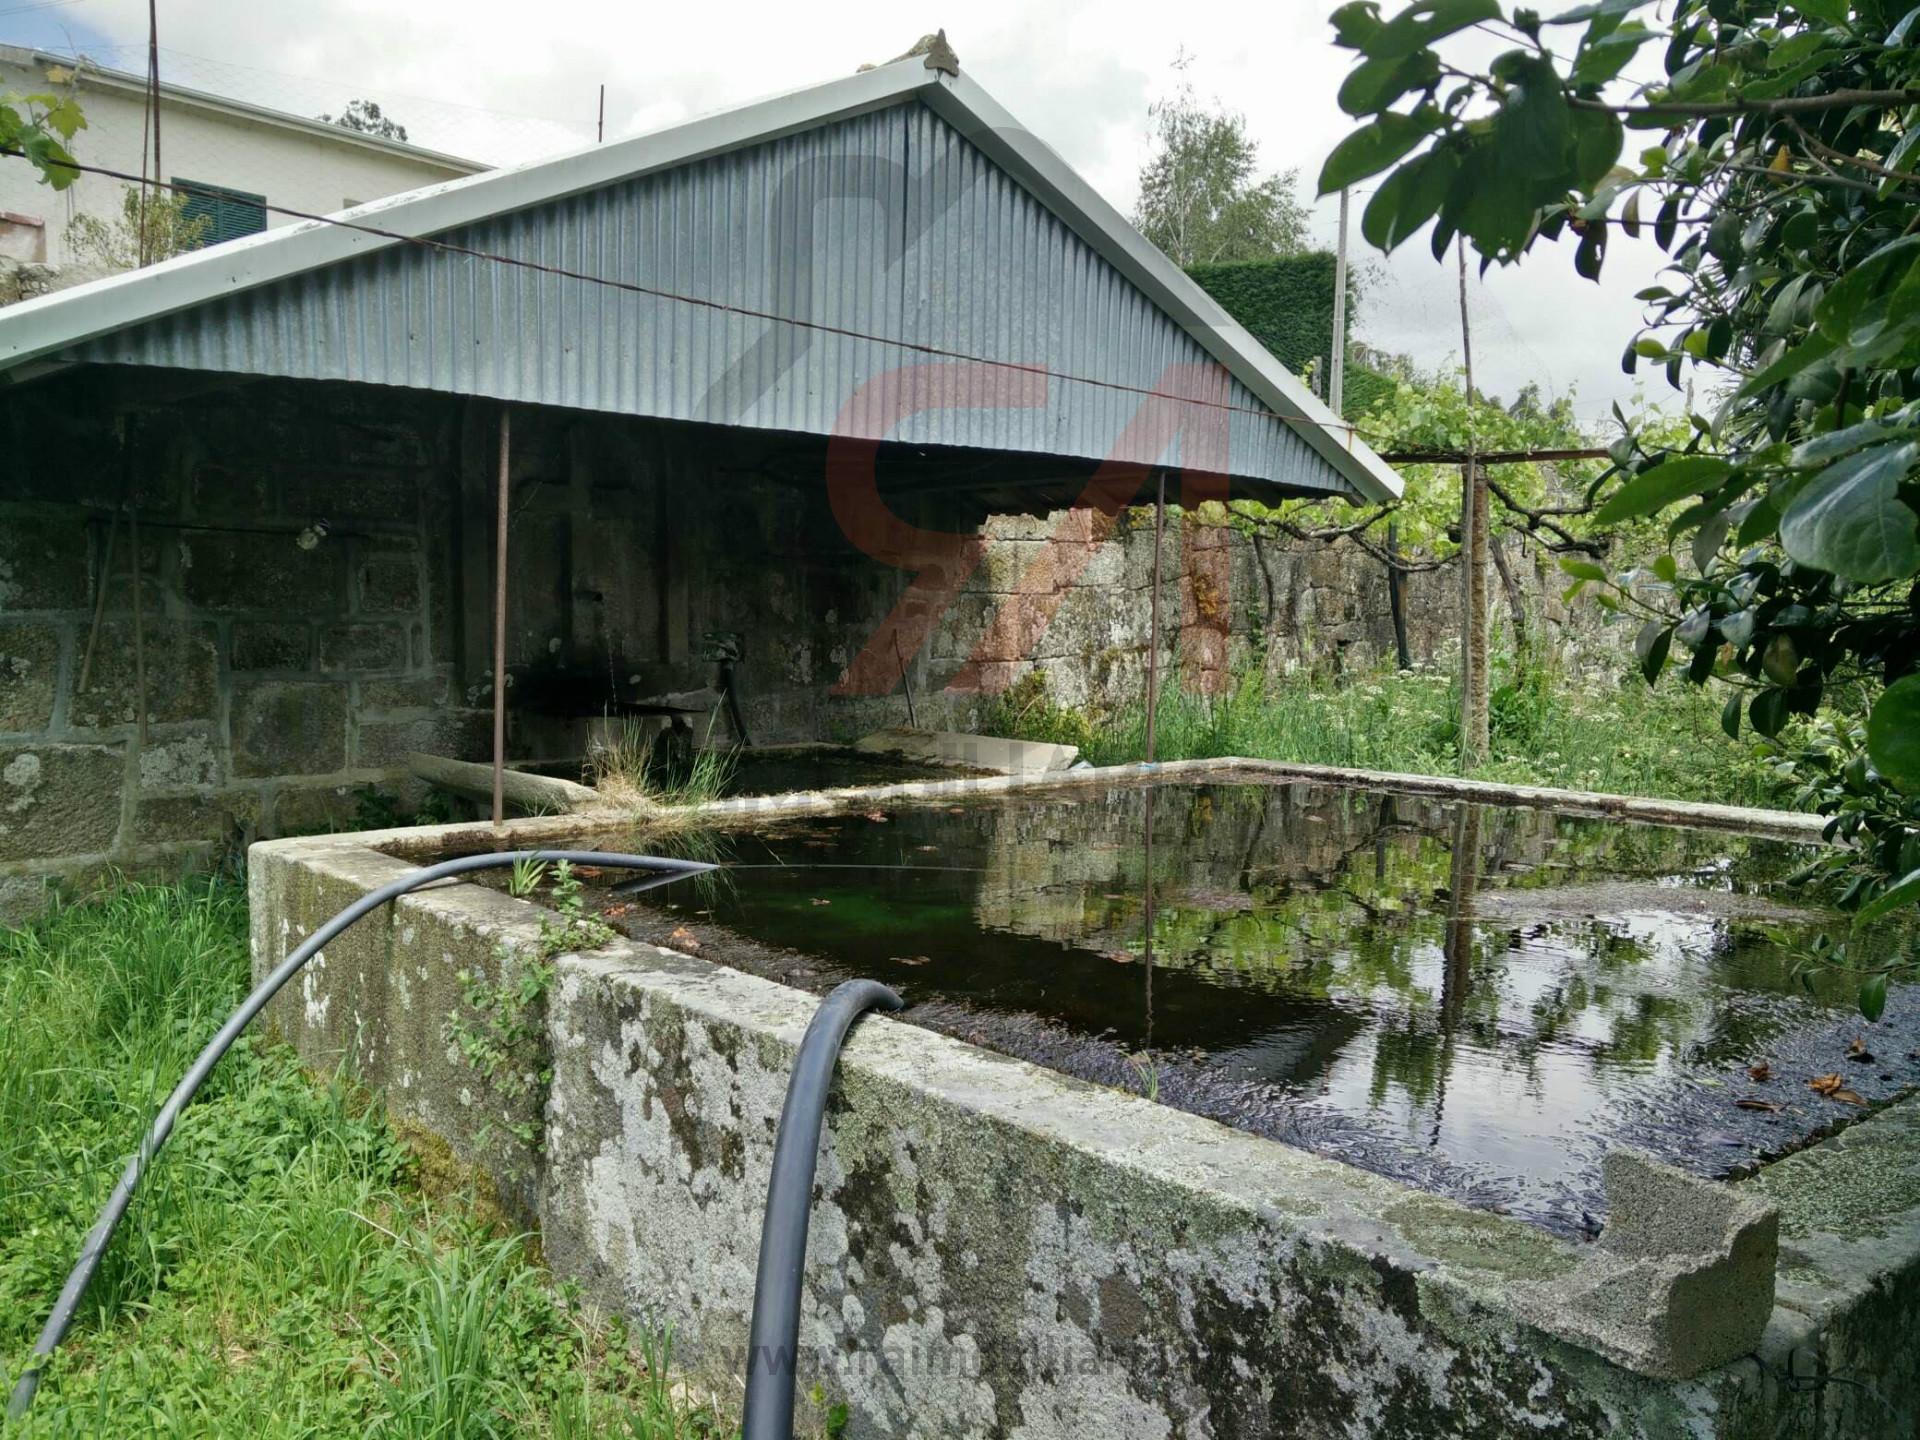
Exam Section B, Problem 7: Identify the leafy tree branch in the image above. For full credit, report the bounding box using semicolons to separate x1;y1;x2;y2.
1322;0;1920;1008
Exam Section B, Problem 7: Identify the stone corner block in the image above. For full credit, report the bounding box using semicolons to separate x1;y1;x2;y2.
1523;1149;1778;1380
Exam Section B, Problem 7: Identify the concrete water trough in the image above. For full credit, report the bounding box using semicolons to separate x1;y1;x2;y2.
249;757;1920;1438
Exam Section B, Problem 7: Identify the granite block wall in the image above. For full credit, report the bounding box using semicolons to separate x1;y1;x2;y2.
0;366;1592;918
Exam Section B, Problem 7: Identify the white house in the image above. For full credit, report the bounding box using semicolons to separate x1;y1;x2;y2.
0;45;483;291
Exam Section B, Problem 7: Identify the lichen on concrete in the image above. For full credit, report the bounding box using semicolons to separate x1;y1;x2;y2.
249;819;1920;1439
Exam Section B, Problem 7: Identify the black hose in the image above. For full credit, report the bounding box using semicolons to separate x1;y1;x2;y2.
5;848;714;1420
742;978;903;1440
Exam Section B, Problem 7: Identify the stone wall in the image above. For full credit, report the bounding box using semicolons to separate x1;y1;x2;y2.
0;374;486;919
950;507;1591;714
0;370;982;915
0;365;1596;917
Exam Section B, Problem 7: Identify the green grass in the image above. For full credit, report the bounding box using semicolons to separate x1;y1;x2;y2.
0;882;734;1438
589;722;738;813
998;651;1789;810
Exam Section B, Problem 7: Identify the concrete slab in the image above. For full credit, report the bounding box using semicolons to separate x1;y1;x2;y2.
853;725;1079;776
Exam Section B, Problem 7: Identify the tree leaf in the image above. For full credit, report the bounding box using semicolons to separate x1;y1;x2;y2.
1635;619;1672;683
1750;687;1789;738
1790;421;1903;468
1596;455;1732;522
1692;509;1731;574
1867;674;1920;790
1571;24;1658;89
1859;973;1889;1022
1361;145;1458;250
1320;110;1442;194
1575;221;1606;279
1762;633;1800;687
1331;1;1389;50
1720;691;1742;739
1857;868;1920;926
1778;442;1920;582
1570;106;1625;190
1814;235;1920;343
1368;0;1503;60
1735;331;1837;400
1558;556;1607;583
1339;49;1443;115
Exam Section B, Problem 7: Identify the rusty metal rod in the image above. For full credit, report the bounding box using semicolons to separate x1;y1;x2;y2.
492;408;510;828
1144;470;1165;764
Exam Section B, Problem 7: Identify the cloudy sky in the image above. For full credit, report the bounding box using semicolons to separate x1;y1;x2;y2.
5;0;1676;425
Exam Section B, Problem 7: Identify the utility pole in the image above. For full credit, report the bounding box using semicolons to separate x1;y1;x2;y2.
597;84;606;143
147;0;162;184
1456;241;1490;770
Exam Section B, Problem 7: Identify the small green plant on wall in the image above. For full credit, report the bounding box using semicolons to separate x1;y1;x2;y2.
446;861;613;1156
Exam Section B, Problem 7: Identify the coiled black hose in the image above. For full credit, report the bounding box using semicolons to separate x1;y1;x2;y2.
742;978;903;1440
5;848;714;1420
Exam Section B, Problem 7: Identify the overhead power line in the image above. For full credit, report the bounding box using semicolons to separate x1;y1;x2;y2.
2;152;1612;476
4;149;1394;448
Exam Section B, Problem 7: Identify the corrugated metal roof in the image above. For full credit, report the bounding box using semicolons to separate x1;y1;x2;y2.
1;54;1400;503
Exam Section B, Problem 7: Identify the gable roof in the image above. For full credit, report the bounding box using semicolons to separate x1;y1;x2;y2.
0;53;1401;504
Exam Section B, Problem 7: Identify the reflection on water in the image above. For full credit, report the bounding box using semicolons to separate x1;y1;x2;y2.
585;779;1920;1233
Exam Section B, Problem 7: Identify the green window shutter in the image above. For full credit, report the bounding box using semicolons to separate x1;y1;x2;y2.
172;178;267;247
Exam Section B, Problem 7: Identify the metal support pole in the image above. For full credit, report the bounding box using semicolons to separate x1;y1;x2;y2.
1387;521;1411;670
1144;470;1166;763
1330;188;1349;417
492;409;510;828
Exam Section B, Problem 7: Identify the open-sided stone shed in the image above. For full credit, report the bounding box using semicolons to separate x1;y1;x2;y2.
0;45;1399;916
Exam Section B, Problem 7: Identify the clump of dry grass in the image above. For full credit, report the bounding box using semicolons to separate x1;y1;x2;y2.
589;719;736;814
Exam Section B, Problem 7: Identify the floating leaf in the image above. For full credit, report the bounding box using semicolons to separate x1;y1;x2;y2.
1734;1097;1783;1112
1747;1061;1772;1082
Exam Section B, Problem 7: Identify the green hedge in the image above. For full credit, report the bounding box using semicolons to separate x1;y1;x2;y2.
1186;253;1394;419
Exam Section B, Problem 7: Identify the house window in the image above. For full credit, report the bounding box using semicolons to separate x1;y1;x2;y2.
172;178;267;246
